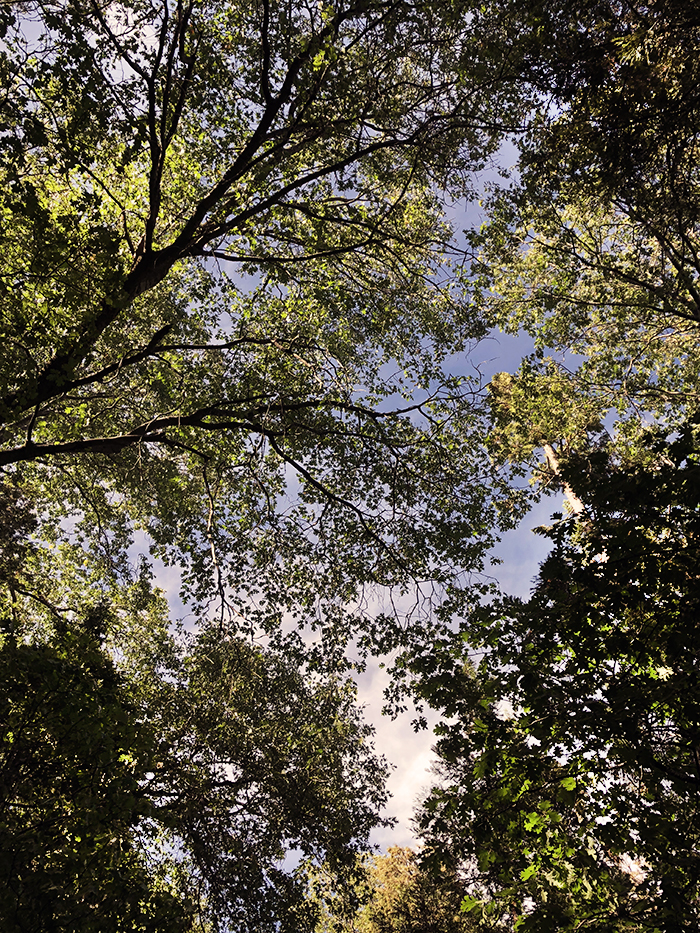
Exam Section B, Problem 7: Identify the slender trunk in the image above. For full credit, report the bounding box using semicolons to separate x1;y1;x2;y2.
542;442;585;515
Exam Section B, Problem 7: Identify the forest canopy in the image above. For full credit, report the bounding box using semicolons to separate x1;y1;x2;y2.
1;0;700;930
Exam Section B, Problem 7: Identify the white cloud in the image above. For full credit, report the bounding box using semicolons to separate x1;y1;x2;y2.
355;657;440;849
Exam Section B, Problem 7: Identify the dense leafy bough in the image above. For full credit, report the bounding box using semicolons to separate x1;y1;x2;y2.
5;0;700;929
0;1;525;928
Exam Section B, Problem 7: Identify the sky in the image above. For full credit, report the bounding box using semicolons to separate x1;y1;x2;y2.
139;143;555;854
361;467;556;850
140;320;560;853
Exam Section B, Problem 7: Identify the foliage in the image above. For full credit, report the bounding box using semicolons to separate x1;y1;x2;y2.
0;1;531;926
0;602;391;932
309;846;481;933
467;0;700;473
515;0;700;226
6;0;700;929
414;424;700;930
358;847;479;933
412;6;700;927
154;629;393;933
0;620;193;933
0;0;527;668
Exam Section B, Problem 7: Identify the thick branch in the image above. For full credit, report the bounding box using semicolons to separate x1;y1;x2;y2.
0;394;422;467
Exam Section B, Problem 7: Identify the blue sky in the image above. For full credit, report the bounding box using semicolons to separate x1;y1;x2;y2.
363;469;556;850
140;139;558;853
358;318;559;849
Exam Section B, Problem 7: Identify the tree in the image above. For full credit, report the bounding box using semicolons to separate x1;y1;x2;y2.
0;0;525;661
414;423;700;930
0;464;389;932
11;1;700;928
465;0;700;471
0;622;194;933
309;846;483;933
515;0;700;233
0;3;531;926
412;5;700;925
0;598;392;932
359;847;481;933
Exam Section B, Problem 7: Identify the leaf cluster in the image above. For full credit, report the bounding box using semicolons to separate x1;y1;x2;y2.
415;425;700;930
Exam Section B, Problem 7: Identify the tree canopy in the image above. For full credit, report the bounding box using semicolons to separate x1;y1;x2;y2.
0;596;394;932
3;0;700;930
0;0;523;928
309;846;480;933
0;0;526;662
416;427;700;930
411;2;700;930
